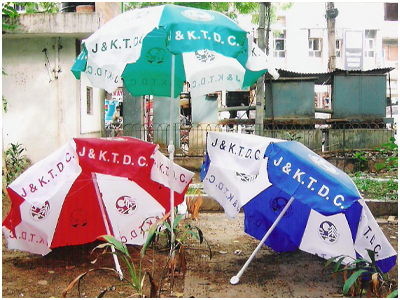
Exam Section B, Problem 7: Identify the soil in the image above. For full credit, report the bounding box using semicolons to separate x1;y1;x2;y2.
2;200;398;298
183;213;398;298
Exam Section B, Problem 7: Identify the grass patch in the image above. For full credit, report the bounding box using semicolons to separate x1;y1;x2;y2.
353;178;398;201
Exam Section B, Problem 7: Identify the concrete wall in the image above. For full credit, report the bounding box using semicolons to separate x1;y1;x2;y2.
2;36;103;163
274;2;397;72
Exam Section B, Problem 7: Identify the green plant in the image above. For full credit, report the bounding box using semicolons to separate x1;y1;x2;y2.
62;212;211;297
141;212;212;293
323;249;395;297
284;131;301;141
24;2;59;13
3;143;30;186
376;137;398;172
353;150;368;171
2;3;19;31
375;162;385;173
352;178;397;201
62;231;160;298
387;289;398;298
163;214;211;257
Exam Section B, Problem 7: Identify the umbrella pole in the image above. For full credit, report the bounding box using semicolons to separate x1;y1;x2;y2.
168;54;176;258
230;197;295;285
92;173;124;280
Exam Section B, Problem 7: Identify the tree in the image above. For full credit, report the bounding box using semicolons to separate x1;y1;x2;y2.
126;2;292;25
125;2;258;21
2;2;19;31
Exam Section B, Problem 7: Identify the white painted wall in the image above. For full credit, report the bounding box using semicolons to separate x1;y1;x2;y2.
80;74;103;134
2;36;103;163
270;2;397;73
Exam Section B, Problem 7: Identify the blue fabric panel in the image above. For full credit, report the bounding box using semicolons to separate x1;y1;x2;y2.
265;141;361;215
376;255;397;274
200;152;210;182
344;201;363;243
243;185;311;252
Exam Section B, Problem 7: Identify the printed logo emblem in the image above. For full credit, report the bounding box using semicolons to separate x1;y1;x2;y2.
309;154;338;175
319;221;339;244
235;172;257;183
30;201;50;221
146;48;166;64
181;9;214;21
195;50;216;63
116;196;137;215
270;197;293;217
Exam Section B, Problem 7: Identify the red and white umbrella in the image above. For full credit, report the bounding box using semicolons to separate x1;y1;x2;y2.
2;137;193;259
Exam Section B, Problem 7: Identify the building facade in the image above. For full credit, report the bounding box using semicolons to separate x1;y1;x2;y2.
267;2;398;106
2;3;121;163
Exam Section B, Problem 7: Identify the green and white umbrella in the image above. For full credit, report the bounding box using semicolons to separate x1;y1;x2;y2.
71;4;278;251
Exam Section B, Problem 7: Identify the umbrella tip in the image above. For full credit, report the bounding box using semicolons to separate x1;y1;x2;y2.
230;275;240;285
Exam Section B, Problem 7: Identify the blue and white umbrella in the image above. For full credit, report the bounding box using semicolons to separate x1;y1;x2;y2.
200;132;397;284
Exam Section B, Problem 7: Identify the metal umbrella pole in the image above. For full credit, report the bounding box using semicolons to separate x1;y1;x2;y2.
168;54;176;258
230;197;295;285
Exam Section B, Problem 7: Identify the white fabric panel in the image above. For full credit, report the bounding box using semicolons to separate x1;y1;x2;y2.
355;199;397;262
206;132;281;175
183;51;245;98
203;158;272;218
96;174;166;245
9;140;81;207
245;41;279;79
2;175;71;254
150;150;194;194
84;5;164;67
299;209;357;264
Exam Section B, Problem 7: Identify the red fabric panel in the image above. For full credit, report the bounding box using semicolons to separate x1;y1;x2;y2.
2;188;25;236
74;137;157;183
50;172;107;248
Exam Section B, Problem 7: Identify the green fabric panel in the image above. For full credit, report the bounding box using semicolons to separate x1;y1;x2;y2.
122;29;185;98
161;4;247;58
70;46;88;80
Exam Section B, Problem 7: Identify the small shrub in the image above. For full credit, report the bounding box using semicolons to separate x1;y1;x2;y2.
3;143;31;194
353;151;368;171
376;137;398;172
323;249;396;297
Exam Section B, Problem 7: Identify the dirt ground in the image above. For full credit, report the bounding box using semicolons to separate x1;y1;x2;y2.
2;197;398;298
183;213;398;298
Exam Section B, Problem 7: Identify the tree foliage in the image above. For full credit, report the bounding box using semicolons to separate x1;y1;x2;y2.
2;2;19;31
22;2;59;14
125;2;258;21
125;2;292;25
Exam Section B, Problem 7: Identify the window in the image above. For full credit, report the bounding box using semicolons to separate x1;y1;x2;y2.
273;31;286;58
309;38;322;57
335;40;342;58
86;87;93;115
383;43;398;61
364;30;376;58
384;3;398;21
